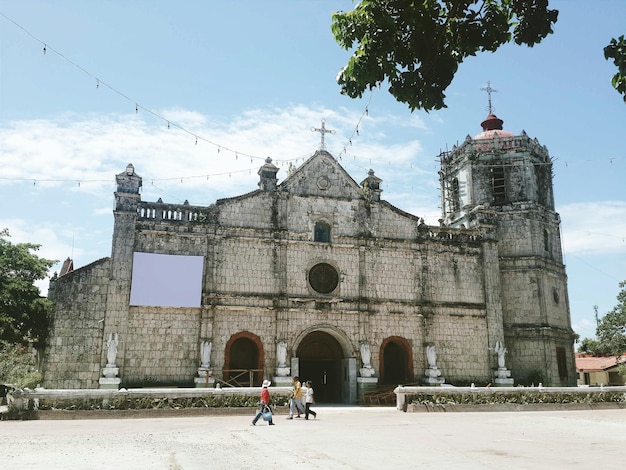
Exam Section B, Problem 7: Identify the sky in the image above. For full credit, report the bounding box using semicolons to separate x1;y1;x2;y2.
0;1;624;344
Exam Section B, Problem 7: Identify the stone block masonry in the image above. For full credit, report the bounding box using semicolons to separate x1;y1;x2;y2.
43;141;576;398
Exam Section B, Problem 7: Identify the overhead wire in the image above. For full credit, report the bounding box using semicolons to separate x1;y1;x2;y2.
0;10;376;178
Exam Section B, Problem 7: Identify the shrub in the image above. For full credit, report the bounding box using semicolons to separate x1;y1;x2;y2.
0;341;41;389
409;390;626;406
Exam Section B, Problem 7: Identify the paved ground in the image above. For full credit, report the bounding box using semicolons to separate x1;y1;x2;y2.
1;407;625;469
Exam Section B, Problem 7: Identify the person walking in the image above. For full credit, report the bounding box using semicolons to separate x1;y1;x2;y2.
287;376;305;419
304;380;317;420
251;379;274;426
300;380;308;410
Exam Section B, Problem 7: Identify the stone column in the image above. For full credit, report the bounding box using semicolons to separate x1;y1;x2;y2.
480;229;505;373
101;164;142;384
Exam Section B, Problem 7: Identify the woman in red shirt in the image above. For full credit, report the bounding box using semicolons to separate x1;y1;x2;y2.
251;379;274;425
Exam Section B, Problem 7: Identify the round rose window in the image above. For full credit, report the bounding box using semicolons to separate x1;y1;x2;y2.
308;263;339;294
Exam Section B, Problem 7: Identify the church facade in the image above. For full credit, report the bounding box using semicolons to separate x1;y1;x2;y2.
43;113;577;402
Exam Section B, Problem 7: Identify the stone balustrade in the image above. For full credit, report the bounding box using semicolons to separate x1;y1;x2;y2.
441;132;551;166
394;385;626;412
137;201;214;222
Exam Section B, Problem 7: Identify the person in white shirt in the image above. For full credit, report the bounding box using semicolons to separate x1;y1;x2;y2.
304;380;317;420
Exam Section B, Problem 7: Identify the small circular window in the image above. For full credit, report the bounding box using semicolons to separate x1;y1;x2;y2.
317;176;331;190
308;263;339;294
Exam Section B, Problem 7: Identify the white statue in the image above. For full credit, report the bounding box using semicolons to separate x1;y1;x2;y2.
360;342;372;369
495;341;507;369
426;345;437;369
200;340;212;369
106;333;119;367
277;341;287;367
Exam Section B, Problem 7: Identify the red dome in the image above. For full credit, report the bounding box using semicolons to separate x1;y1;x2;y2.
474;113;515;139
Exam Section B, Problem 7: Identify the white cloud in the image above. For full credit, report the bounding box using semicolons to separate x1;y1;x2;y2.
0;219;84;296
559;201;626;256
0;219;73;263
6;104;622;303
2;104;437;289
1;104;434;205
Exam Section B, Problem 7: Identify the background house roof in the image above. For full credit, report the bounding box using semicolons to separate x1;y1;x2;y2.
575;354;626;372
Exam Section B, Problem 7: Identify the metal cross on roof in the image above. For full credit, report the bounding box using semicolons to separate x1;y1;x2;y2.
311;119;335;151
481;81;498;114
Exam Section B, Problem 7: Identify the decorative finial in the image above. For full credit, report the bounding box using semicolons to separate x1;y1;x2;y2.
480;81;498;114
311;119;335;151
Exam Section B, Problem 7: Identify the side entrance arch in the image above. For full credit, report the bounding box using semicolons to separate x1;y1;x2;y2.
380;336;413;385
224;332;264;386
296;330;356;404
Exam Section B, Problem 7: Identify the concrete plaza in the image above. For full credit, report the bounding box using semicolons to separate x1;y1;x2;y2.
1;406;625;469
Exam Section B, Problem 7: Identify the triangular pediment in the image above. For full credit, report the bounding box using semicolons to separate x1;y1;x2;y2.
279;150;364;199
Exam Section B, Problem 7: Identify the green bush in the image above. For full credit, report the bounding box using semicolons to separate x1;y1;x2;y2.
410;391;626;406
35;393;290;412
0;341;41;389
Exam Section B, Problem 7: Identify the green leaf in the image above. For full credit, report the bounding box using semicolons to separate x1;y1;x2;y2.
332;0;559;111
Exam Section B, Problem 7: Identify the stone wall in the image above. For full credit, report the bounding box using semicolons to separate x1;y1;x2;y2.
44;201;501;389
44;258;111;388
123;308;201;386
43;148;576;392
427;312;490;382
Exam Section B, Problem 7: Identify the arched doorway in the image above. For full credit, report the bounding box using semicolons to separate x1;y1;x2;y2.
380;337;413;385
297;331;345;403
225;332;263;386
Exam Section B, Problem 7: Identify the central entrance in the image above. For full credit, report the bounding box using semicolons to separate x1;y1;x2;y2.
297;331;344;403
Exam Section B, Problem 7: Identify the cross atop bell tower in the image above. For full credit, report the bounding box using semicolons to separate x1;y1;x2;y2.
481;81;498;114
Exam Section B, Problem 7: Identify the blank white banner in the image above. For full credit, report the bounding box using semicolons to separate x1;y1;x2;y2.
129;252;204;307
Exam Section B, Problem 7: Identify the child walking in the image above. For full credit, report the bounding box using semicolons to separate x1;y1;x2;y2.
304;380;317;420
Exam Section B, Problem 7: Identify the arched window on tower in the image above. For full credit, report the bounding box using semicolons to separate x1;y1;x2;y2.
543;228;550;254
314;221;331;243
534;163;552;207
491;165;506;204
451;178;461;213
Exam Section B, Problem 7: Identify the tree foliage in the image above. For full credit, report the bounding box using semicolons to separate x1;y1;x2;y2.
595;280;626;355
604;35;626;103
578;280;626;356
577;337;608;356
0;341;41;388
0;229;56;349
332;0;558;111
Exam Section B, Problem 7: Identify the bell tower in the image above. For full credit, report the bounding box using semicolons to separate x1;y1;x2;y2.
439;107;576;386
